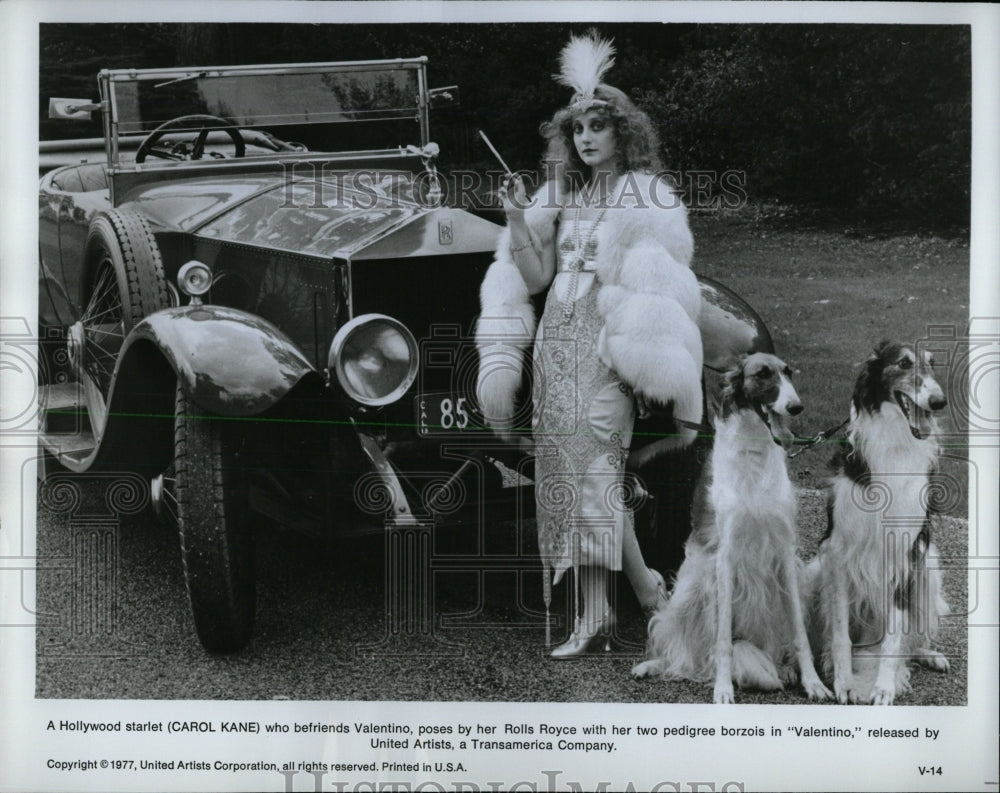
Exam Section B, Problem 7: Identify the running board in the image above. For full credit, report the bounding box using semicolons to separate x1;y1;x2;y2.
42;431;97;461
41;382;86;434
39;381;98;472
43;382;83;410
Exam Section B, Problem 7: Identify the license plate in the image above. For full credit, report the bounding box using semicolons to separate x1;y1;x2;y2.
415;392;481;436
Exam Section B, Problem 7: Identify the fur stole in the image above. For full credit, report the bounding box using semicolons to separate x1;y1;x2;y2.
475;172;703;447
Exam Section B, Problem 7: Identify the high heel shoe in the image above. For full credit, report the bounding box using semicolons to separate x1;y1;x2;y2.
550;611;616;659
642;568;669;621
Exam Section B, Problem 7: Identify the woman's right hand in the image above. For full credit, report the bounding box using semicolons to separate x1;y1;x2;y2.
497;173;553;293
498;174;528;220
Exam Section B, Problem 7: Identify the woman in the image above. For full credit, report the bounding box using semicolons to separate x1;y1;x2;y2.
476;32;703;658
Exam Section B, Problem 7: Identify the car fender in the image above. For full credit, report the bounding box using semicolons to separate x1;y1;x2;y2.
118;304;321;416
696;275;774;420
697;275;773;366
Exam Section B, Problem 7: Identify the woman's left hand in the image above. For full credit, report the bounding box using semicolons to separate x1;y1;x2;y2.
635;393;651;420
635;393;673;420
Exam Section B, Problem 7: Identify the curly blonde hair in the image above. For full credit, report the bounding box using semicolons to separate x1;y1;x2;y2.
540;83;662;192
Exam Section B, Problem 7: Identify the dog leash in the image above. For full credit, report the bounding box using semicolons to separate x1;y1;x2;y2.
671;416;849;458
787;418;850;459
673;417;714;435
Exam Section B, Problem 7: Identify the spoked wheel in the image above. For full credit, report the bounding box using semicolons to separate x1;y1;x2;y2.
70;209;169;437
165;386;256;653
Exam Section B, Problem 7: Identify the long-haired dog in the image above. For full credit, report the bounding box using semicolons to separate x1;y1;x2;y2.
632;353;831;703
807;341;950;705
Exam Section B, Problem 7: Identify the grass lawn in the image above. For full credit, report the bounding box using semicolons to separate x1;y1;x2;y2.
689;210;971;516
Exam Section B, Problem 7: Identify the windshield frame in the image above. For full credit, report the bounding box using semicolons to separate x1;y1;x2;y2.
98;58;431;171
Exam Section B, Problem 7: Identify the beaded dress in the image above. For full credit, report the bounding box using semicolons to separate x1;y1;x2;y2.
532;202;636;593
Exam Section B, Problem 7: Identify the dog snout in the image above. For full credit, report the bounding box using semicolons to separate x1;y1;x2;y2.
921;375;947;411
788;401;804;416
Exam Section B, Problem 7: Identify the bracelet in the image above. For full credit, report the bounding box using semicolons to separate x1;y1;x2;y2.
509;240;534;254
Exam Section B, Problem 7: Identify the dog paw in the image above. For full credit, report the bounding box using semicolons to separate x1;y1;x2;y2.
631;660;657;679
779;664;799;686
870;686;895;706
834;676;859;705
713;684;735;704
802;674;833;702
915;649;950;672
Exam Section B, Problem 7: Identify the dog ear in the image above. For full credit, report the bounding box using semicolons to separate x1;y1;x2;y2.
852;355;873;413
720;355;747;417
873;339;893;358
853;343;890;413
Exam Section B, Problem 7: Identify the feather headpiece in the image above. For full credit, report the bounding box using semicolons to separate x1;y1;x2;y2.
555;31;616;112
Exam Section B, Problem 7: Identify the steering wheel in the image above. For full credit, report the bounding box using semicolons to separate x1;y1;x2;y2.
135;114;246;163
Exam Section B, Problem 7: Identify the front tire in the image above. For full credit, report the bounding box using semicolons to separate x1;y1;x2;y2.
173;387;256;652
74;209;169;435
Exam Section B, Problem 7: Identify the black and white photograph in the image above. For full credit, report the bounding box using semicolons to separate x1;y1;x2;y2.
1;2;998;792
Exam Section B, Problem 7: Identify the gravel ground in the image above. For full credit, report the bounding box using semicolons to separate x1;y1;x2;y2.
35;481;967;705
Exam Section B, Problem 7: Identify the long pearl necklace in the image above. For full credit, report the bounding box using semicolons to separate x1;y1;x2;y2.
561;197;609;322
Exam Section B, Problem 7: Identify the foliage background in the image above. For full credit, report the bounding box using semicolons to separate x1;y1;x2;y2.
40;22;970;231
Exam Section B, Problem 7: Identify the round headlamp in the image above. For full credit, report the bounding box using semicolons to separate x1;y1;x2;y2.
329;314;418;406
177;260;213;297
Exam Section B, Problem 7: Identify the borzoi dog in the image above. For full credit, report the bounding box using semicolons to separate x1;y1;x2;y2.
808;340;950;705
632;353;831;703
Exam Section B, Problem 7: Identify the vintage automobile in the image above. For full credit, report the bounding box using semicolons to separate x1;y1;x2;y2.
38;58;772;652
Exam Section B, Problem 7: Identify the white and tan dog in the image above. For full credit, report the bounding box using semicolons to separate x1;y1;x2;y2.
808;341;950;705
632;353;830;703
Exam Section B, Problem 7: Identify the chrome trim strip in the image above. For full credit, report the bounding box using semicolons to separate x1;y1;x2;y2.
103;58;427;82
112;148;423;176
344;259;353;322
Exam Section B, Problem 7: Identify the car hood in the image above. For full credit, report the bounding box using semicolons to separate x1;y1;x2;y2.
127;173;501;259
